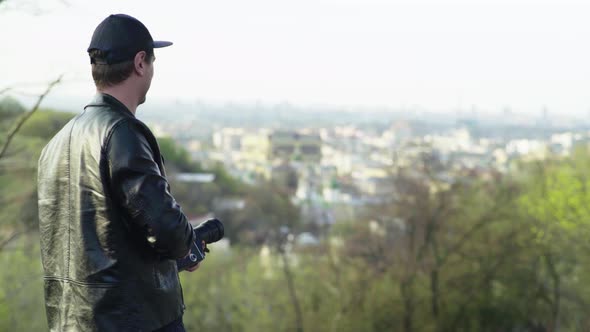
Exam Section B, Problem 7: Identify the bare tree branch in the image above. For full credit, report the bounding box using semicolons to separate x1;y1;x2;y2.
0;75;63;160
0;230;24;251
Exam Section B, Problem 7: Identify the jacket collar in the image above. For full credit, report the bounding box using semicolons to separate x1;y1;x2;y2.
84;93;135;118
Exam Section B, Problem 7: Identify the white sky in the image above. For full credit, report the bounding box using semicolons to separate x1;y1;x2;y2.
1;0;590;114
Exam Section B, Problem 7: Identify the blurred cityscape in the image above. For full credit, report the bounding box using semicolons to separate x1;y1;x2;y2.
144;103;590;236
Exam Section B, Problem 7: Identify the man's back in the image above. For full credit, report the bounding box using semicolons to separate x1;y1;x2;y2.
38;93;193;331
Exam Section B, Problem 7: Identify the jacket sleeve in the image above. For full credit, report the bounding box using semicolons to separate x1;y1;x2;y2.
106;120;193;259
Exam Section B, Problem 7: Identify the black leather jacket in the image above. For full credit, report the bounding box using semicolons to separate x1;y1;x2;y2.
37;93;194;331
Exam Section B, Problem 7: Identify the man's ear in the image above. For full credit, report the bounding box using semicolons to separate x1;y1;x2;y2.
134;51;147;76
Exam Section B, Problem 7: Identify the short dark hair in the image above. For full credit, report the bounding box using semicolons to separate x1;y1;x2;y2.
89;49;154;89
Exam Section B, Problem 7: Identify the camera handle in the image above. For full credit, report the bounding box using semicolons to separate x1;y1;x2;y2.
177;234;206;271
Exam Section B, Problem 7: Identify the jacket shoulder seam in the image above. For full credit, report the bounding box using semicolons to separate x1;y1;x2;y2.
103;117;132;152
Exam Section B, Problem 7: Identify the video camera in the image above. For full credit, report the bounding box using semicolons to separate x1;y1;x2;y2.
177;218;225;271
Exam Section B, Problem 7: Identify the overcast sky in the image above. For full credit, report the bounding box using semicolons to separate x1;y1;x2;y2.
1;0;590;114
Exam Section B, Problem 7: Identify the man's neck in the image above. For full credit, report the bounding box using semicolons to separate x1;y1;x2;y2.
98;87;138;115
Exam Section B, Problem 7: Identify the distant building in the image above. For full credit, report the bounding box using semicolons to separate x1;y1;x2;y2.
351;161;393;197
269;130;322;163
213;128;243;152
174;173;216;183
212;128;272;180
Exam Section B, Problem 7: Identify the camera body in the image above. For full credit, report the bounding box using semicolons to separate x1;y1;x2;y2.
177;218;224;271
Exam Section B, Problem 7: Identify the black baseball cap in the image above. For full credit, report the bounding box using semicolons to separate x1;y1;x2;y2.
88;14;172;64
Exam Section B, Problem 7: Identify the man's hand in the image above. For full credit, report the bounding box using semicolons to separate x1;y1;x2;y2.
186;262;200;272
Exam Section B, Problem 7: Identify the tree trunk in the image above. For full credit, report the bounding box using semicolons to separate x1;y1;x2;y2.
280;250;304;332
401;278;415;332
431;268;439;319
545;253;560;331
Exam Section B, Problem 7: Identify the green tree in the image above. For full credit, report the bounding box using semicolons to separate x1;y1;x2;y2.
216;182;300;246
158;136;201;172
518;149;590;330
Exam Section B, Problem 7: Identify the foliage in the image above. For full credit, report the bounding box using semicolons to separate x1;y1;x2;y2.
0;237;47;331
159;136;202;173
17;109;75;140
214;182;300;245
0;96;26;130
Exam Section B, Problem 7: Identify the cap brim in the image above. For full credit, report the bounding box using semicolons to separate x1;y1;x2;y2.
153;41;173;48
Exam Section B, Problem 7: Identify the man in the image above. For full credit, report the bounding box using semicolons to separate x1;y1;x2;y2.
38;14;198;331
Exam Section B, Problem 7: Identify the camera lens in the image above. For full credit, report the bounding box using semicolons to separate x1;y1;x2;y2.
193;218;224;244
